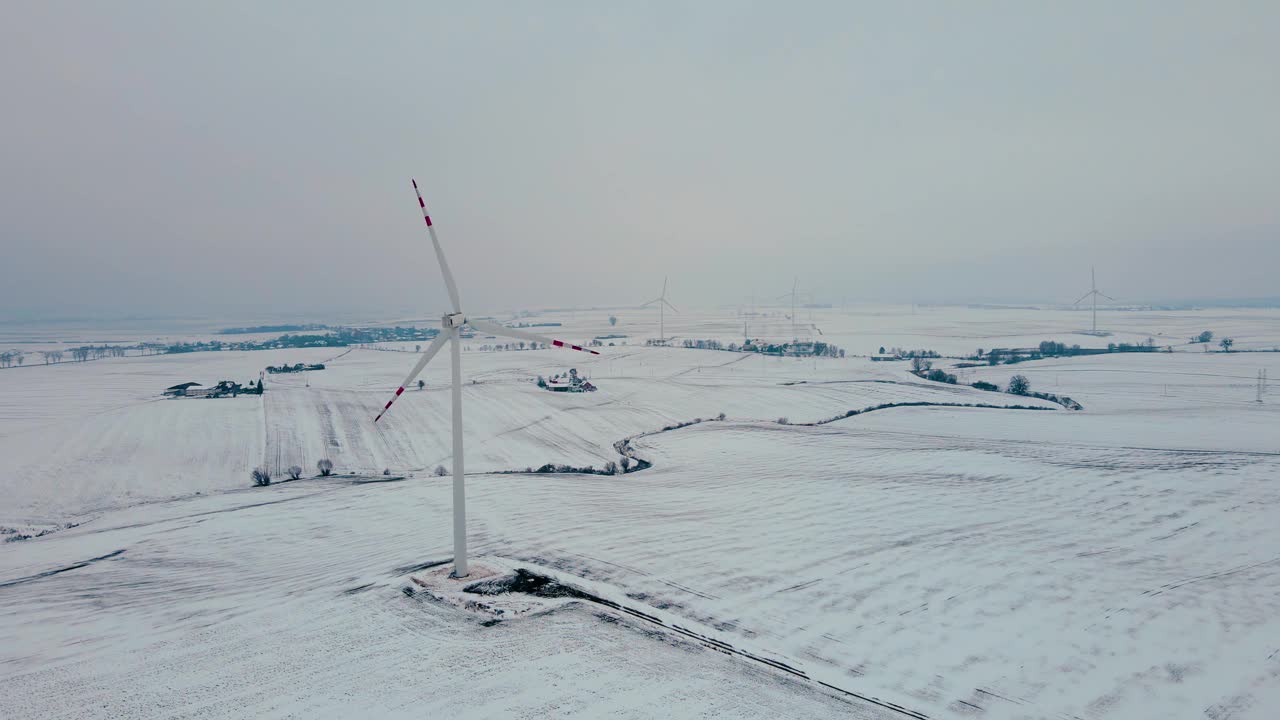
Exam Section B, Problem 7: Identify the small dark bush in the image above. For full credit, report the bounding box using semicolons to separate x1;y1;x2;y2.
251;467;271;486
317;458;333;476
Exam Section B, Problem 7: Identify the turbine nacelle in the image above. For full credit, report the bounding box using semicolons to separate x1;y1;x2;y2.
442;312;466;329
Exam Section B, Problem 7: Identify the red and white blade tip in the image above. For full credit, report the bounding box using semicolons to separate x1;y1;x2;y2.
551;339;600;355
411;179;433;227
373;386;407;423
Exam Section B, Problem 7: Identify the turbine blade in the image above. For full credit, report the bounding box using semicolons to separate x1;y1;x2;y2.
1072;290;1093;306
373;331;450;423
812;324;824;335
663;299;679;313
662;276;668;299
1097;292;1116;302
467;318;600;355
640;298;662;307
412;179;462;313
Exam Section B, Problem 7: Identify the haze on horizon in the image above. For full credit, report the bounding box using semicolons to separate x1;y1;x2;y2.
2;1;1277;322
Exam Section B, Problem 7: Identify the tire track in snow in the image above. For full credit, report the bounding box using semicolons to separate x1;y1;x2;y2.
0;549;126;589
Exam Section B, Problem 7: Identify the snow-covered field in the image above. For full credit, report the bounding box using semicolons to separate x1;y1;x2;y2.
2;305;1279;718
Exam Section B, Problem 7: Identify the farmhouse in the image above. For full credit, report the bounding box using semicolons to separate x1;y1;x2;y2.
163;382;201;396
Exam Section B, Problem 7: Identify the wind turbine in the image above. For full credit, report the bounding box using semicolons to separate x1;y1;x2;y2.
374;179;599;578
1073;266;1115;335
641;276;678;345
777;277;802;342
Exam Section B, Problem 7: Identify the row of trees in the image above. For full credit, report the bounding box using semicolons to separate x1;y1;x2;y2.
881;347;940;359
254;458;334;487
3;344;160;368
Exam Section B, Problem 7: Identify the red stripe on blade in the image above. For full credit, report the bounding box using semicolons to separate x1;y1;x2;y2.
552;340;564;348
395;387;405;396
424;215;433;227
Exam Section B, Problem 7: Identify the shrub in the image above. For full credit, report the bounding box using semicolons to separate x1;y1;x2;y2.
604;460;618;475
287;465;302;480
926;368;957;384
317;458;333;476
434;465;448;477
620;456;631;472
382;468;391;476
251;467;271;486
777;417;789;425
716;412;726;421
971;380;998;392
1007;374;1031;396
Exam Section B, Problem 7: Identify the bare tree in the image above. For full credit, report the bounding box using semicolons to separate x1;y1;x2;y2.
1007;374;1031;396
620;456;631;472
251;467;271;486
287;465;303;480
604;460;618;475
317;458;333;476
433;465;448;476
911;356;932;374
1220;337;1234;352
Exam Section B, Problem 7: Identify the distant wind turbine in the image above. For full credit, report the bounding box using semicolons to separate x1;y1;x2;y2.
1073;266;1115;335
777;277;802;341
374;179;599;579
641;276;678;344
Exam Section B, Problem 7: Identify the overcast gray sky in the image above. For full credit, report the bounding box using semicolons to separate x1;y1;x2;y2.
2;1;1277;321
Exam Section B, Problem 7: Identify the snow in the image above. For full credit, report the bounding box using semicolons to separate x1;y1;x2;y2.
2;305;1279;718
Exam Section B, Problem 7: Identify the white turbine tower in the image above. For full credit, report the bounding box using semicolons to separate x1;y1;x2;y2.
1073;266;1115;335
374;179;599;578
641;276;678;345
778;277;802;342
